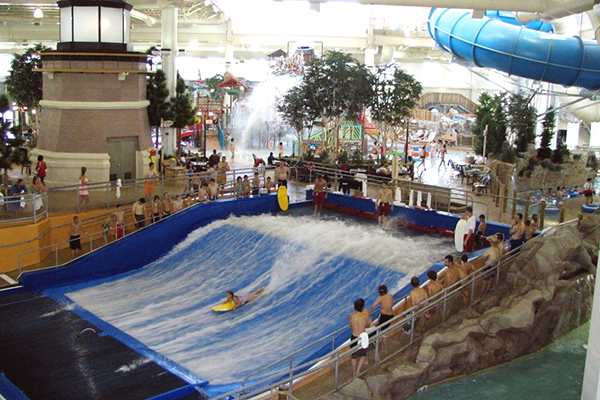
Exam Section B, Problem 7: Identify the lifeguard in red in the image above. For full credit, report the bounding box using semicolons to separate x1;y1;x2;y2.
375;182;394;228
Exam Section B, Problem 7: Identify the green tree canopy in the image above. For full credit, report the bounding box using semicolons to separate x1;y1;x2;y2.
281;50;373;153
537;109;555;160
146;69;169;145
508;93;537;153
203;74;224;101
168;73;196;130
0;94;26;182
5;43;50;128
472;92;507;158
368;65;422;156
277;83;318;143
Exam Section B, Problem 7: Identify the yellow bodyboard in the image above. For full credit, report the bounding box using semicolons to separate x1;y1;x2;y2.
277;186;289;211
212;300;237;312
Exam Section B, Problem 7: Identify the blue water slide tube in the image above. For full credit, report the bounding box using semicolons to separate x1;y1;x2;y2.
484;10;554;32
428;8;600;90
217;120;226;150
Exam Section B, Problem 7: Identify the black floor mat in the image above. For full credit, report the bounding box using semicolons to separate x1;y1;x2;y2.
0;291;207;400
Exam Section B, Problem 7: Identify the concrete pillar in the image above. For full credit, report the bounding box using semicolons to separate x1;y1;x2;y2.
581;254;600;400
225;19;234;73
161;5;178;156
365;48;376;68
566;122;581;150
590;123;600;148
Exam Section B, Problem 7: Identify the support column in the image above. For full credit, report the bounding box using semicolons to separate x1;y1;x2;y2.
161;5;178;156
581;253;600;400
566;122;580;150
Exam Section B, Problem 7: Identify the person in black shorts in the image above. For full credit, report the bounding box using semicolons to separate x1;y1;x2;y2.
349;298;373;376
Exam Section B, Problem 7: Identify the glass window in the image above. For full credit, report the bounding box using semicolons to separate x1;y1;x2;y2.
73;6;99;42
60;7;72;42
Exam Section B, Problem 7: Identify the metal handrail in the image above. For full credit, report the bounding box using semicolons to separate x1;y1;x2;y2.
213;238;535;400
0;191;49;225
307;164;489;217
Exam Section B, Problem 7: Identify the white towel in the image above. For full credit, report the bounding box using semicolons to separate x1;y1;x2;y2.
116;179;122;198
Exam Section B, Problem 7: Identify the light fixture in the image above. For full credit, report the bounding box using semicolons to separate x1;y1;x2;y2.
33;8;44;19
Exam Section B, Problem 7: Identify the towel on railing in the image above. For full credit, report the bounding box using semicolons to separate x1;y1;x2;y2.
116;179;122;198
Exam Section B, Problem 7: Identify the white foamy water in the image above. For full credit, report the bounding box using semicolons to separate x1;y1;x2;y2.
65;214;452;388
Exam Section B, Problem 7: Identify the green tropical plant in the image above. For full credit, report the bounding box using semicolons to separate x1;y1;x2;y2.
277;83;317;154
0;94;26;183
146;69;170;147
552;143;570;164
472;92;508;157
537;109;555;160
167;73;197;149
508;93;537;153
369;65;422;160
203;74;224;100
280;50;373;155
5;43;50;127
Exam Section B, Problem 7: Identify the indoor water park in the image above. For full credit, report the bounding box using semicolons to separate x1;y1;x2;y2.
0;1;599;400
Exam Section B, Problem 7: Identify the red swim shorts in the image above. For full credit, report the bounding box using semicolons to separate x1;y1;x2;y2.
314;191;325;206
378;202;390;216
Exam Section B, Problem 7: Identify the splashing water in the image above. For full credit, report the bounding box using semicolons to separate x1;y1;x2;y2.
231;75;300;152
64;214;453;387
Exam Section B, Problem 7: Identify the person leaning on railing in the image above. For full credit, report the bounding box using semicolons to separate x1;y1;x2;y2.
132;198;147;229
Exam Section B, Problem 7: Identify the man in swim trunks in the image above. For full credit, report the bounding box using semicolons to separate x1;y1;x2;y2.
375;182;394;228
509;213;526;250
227;287;265;306
441;255;460;288
369;285;394;353
275;162;290;188
144;162;158;199
404;277;428;335
349;298;373;376
69;216;87;259
313;175;328;217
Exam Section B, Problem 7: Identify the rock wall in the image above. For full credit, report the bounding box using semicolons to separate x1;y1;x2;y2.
332;214;599;400
514;159;595;192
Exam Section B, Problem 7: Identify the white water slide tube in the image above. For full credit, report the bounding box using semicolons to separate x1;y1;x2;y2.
428;8;600;91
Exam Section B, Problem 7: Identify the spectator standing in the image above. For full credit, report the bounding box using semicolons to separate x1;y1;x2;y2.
132;198;146;229
35;155;47;183
79;167;90;208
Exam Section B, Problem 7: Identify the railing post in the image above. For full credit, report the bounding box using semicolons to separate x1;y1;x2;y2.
511;189;517;219
442;290;447;323
90;234;93;251
502;185;509;213
375;330;380;364
33;197;37;224
524;195;531;221
495;261;500;287
18;254;22;275
288;356;294;399
106;182;110;208
55;244;59;266
470;277;476;306
334;352;340;391
76;189;81;213
539;200;546;229
409;311;416;348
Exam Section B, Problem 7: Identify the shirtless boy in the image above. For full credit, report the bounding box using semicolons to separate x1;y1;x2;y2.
208;178;219;200
442;255;460;288
265;177;276;193
369;285;394;352
275;162;291;188
313;175;328;216
509;213;526;250
349;298;373;376
375;182;394;228
404;277;428;335
69;216;87;258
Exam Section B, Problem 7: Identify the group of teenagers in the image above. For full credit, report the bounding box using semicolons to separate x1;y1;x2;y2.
347;207;538;376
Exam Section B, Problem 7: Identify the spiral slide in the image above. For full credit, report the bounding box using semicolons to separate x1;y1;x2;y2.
428;8;600;90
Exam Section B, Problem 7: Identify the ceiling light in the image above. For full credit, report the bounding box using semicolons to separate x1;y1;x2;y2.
33;8;43;19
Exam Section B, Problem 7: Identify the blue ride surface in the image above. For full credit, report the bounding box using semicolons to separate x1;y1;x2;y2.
18;194;510;398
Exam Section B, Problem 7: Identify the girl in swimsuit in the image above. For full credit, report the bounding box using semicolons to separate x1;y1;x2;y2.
227;288;266;306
